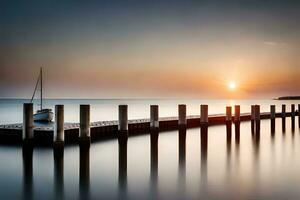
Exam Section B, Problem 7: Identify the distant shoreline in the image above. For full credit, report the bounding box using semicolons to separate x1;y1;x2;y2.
277;96;300;100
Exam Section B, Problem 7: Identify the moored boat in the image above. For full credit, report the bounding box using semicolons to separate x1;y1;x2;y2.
33;109;53;122
31;67;53;122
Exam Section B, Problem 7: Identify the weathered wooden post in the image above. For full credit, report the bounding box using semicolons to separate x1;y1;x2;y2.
234;105;240;142
270;105;276;134
226;106;232;140
200;105;208;134
178;104;187;174
251;105;255;134
118;104;129;195
23;103;34;146
178;104;187;129
282;104;286;132
200;105;208;157
291;104;295;131
79;105;90;144
118;105;128;136
255;105;260;134
150;105;159;132
54;105;64;148
298;104;300;128
200;105;208;184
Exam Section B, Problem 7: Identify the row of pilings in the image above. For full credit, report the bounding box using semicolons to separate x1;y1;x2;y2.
22;103;300;148
20;103;300;199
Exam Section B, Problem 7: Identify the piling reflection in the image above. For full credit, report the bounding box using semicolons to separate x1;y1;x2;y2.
235;127;240;170
53;147;64;200
292;119;295;134
271;119;275;135
252;131;260;187
282;118;286;133
79;143;90;200
226;126;232;180
150;130;159;198
253;133;260;162
200;125;208;186
22;145;33;200
118;135;128;199
178;128;186;195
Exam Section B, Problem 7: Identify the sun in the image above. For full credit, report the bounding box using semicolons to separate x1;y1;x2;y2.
228;81;237;91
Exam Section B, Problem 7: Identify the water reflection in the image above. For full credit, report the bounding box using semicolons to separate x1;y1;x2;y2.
13;119;300;200
235;127;240;173
118;135;128;199
226;126;232;181
53;147;64;200
150;130;159;198
178;128;186;196
79;144;90;200
252;130;260;192
200;126;208;186
22;145;33;200
282;117;286;133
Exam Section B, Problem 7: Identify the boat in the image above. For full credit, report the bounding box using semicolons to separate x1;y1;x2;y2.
31;67;54;122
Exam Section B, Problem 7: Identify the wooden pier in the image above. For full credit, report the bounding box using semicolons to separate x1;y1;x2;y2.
0;104;298;146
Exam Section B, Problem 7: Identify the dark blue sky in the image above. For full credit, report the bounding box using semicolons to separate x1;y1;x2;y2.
1;0;300;98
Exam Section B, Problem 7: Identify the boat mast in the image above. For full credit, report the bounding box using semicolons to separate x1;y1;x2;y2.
30;71;40;103
40;67;43;110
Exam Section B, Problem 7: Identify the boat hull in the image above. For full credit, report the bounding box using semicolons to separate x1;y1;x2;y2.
34;110;54;122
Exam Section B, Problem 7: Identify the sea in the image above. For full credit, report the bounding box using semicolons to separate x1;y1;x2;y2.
0;99;300;200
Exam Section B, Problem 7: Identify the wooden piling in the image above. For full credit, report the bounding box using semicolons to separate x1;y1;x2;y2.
54;105;64;147
178;104;187;154
291;104;295;131
200;105;209;124
298;104;300;128
79;105;90;144
150;105;159;132
234;105;240;142
282;104;286;132
270;105;276;134
23;103;34;145
255;105;260;134
200;105;208;151
178;104;187;129
225;106;232;140
251;105;255;134
118;105;128;136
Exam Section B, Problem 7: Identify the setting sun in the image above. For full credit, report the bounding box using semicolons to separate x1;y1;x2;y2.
228;81;237;91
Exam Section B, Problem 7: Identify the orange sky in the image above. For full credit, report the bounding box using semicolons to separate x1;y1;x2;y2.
1;1;300;99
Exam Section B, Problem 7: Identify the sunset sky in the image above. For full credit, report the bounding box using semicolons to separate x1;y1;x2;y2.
1;0;300;99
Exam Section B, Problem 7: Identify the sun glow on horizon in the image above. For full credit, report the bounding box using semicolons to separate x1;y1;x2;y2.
228;81;237;91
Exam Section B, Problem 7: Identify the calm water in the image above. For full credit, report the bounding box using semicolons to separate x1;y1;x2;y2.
0;99;300;200
0;119;299;199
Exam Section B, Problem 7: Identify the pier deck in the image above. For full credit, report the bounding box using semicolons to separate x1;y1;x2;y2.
0;112;294;145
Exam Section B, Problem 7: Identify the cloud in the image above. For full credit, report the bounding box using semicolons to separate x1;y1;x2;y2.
264;41;278;46
263;41;287;46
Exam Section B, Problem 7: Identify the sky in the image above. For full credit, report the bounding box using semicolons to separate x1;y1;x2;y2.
1;0;300;99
